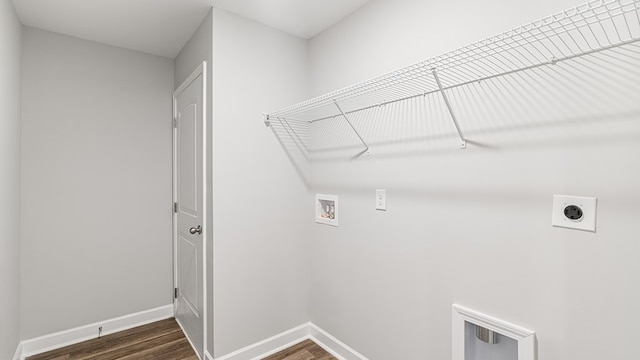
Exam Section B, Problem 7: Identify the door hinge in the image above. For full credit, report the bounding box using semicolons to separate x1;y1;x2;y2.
174;288;178;299
173;118;177;128
174;202;178;213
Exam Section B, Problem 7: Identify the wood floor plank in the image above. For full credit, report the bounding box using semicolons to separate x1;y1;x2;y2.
114;337;190;360
261;339;337;360
27;318;180;360
285;350;315;360
88;330;187;360
144;339;200;360
77;323;181;359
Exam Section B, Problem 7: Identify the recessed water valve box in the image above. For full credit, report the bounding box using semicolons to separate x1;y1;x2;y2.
453;304;536;360
552;195;597;232
316;194;338;227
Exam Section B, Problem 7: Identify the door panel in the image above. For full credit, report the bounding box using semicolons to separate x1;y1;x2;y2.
179;233;199;317
178;103;198;217
174;68;204;359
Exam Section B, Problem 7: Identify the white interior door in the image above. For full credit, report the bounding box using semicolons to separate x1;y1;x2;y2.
174;62;206;359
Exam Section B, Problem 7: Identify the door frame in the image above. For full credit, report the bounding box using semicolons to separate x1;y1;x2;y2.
173;61;207;358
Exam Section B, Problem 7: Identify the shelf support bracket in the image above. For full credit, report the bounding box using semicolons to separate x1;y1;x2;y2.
432;69;467;149
333;100;370;155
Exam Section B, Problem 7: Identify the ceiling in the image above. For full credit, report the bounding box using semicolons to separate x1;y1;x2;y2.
211;0;370;39
11;0;371;59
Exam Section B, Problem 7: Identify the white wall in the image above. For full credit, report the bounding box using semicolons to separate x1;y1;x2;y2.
211;8;311;357
0;0;22;358
20;28;175;339
306;1;640;359
175;9;213;89
310;0;597;94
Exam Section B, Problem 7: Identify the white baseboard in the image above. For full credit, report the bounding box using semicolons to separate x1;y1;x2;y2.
12;342;23;360
20;304;174;359
212;323;369;360
213;323;309;360
17;315;366;360
309;323;369;360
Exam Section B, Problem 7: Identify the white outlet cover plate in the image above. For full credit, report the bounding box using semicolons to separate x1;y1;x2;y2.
376;189;386;211
552;195;597;232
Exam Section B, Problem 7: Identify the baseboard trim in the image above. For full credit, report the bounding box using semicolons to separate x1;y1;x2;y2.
20;304;174;359
212;323;369;360
213;323;309;360
12;342;23;360
18;316;367;360
309;323;369;360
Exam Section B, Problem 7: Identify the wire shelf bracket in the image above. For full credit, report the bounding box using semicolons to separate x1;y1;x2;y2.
333;100;371;155
432;68;467;149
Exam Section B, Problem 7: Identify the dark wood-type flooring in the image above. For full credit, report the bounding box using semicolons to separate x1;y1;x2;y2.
26;319;335;360
262;339;337;360
27;318;197;360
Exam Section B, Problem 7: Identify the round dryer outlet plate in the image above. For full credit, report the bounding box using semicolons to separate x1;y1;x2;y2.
552;195;597;232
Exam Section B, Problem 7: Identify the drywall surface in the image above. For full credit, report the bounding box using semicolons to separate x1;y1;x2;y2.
310;0;588;94
174;8;214;354
21;28;174;339
306;0;640;359
0;0;22;357
211;8;311;357
175;9;213;89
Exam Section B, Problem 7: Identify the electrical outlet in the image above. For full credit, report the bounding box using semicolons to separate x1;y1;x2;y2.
552;195;597;232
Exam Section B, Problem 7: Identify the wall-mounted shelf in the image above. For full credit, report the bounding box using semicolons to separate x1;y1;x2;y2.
264;0;640;153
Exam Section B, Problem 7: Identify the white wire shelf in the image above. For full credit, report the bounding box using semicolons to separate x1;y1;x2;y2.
264;0;640;150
